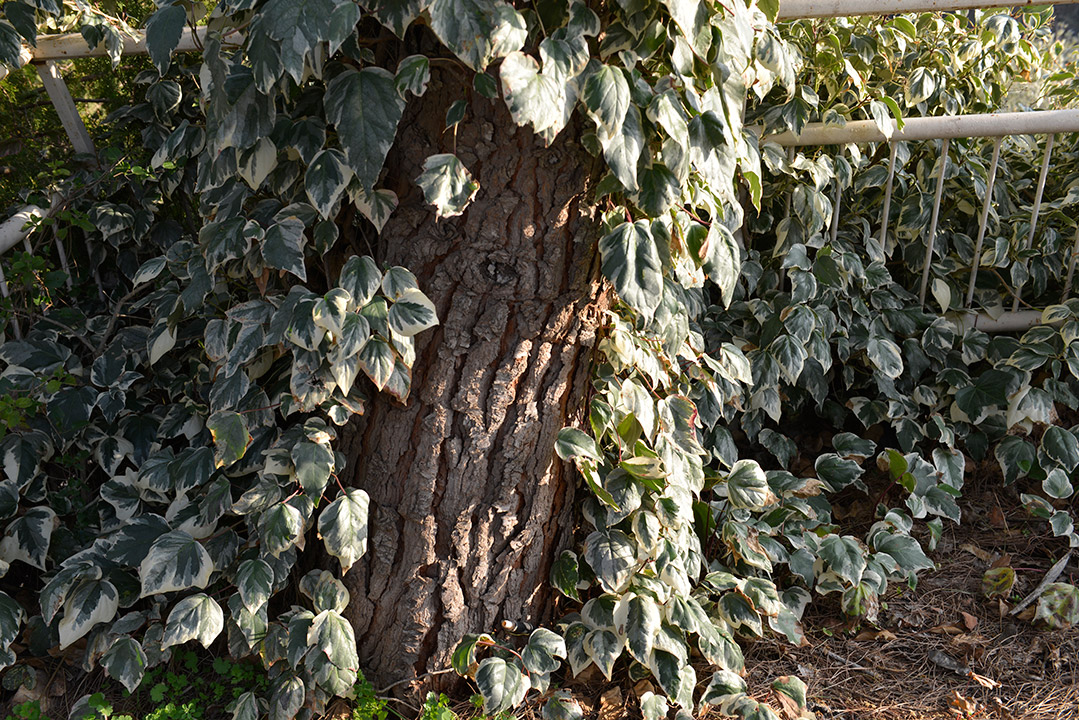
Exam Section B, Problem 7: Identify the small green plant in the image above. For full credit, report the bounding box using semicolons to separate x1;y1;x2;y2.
419;692;457;720
4;701;45;720
351;672;389;720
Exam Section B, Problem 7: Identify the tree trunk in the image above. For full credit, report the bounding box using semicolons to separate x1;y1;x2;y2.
339;69;607;691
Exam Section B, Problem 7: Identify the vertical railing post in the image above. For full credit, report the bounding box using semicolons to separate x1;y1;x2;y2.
919;138;950;307
1012;134;1054;311
879;142;898;249
35;60;96;156
966;137;1002;307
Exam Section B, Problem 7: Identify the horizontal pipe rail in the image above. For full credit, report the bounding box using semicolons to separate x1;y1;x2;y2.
13;0;1079;62
764;109;1079;146
777;0;1079;19
24;27;239;63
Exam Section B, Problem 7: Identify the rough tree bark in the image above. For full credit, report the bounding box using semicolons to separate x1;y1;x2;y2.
339;67;608;690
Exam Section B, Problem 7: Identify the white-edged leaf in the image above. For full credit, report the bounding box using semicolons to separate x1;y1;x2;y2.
58;578;118;649
236;558;274;613
139;530;214;597
101;636;147;693
416;153;479;218
388;288;439;337
318;488;370;573
162;593;223;649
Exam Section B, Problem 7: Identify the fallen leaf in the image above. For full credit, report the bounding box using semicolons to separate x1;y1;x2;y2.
598;687;624;720
930;649;970;675
632;680;654;699
991;697;1017;720
998;599;1009;619
948;690;979;717
988;507;1008;528
961;612;978;630
970;671;1001;689
854;629;897;642
929;623;964;635
989;553;1012;569
961;543;993;562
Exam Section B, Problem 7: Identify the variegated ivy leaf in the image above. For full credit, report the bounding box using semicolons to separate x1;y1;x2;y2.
427;0;526;71
292;440;335;497
101;636;147;693
388;288;439;337
625;594;660;664
338;256;382;308
726;459;777;510
318;488;369;573
162;593;224;649
395;54;430;95
475;656;528;714
819;534;867;586
542;691;584;720
58;578;119;649
358;337;395;391
207;411;252;469
139;530;214;597
325;67;405;192
306;149;352;220
599;221;663;320
0;591;24;651
259;502;305;556
0;506;56;570
584;529;636;594
350;186;398;234
236;558;274;613
270;675;305;720
521;627;566;675
305;609;358;696
499;52;567;137
416;153;480;219
145;3;186;75
262;217;308;282
228;692;264;720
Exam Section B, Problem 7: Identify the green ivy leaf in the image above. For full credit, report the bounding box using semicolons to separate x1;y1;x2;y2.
416;153;480;219
820;535;866;585
600;221;663;320
145;3;186;74
318;488;370;573
325;67;405;192
207;411;252;469
101;637;147;693
139;530;214;597
162;593;224;649
475;657;528;713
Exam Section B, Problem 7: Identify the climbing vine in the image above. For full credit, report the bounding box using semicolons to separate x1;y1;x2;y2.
0;1;1078;719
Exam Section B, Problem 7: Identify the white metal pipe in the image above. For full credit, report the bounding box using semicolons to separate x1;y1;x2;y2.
956;310;1054;334
0;206;46;255
35;61;95;156
920;138;950;307
777;0;1079;19
1064;226;1079;301
24;27;241;63
1012;133;1055;312
966;137;1002;308
762;109;1079;146
879;143;898;249
829;181;841;244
